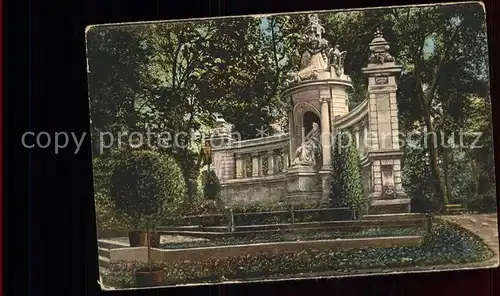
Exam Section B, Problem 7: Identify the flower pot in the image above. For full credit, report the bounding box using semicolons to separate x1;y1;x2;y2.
134;267;165;287
128;231;145;247
128;231;161;247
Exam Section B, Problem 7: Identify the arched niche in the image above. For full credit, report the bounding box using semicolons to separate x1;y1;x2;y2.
292;102;320;145
303;111;321;138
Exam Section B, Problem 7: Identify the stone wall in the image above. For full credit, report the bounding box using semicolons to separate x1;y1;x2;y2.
220;175;287;206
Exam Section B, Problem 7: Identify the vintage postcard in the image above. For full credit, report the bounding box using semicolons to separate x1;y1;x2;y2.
86;1;498;290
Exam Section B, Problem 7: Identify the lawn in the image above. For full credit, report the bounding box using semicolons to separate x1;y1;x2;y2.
101;219;494;289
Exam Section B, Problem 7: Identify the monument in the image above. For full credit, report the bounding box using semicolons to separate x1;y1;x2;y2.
210;14;411;213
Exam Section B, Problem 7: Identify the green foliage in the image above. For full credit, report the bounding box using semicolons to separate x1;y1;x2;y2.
93;155;129;232
202;170;222;201
330;134;368;216
109;148;186;229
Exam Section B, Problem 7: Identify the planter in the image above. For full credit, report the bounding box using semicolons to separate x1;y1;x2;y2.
128;231;146;247
134;267;165;287
128;231;161;247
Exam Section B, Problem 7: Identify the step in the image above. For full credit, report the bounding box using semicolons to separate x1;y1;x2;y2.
363;213;425;221
99;255;110;269
369;199;411;214
98;239;129;249
98;247;110;258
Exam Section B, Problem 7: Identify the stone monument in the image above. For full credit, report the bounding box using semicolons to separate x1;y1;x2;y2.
282;13;353;202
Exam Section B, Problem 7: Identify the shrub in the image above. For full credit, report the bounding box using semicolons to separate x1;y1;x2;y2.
202;170;222;201
93;155;128;232
180;199;222;216
330;133;369;216
109;148;186;230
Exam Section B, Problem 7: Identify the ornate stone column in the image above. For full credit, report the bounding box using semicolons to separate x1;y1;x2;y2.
319;97;331;170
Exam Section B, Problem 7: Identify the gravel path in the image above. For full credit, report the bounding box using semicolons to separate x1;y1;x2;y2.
440;214;499;260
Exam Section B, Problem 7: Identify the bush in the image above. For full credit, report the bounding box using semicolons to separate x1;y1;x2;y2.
330;134;369;216
202;170;222;201
93;155;128;232
180;199;223;216
109;148;186;229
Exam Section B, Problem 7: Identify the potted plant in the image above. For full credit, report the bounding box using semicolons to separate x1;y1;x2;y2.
109;148;186;286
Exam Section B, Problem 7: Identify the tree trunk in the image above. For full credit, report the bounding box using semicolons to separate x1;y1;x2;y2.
442;147;452;204
422;114;447;211
147;228;152;273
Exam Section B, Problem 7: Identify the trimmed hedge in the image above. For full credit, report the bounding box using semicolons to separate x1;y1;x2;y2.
330;133;369;216
109;148;186;229
101;219;494;288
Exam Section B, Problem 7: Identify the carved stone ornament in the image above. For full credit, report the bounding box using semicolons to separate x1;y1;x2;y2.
328;44;347;77
368;28;395;65
375;76;389;85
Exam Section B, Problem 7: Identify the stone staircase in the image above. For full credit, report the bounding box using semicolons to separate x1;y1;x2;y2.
369;198;411;214
97;239;129;269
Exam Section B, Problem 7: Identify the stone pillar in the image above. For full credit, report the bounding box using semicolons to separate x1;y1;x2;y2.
354;126;360;151
363;124;368;155
319;97;331;170
267;151;275;175
362;29;409;211
235;154;244;178
210;117;234;182
252;153;260;177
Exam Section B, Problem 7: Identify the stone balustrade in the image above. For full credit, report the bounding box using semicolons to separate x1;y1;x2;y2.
211;133;290;182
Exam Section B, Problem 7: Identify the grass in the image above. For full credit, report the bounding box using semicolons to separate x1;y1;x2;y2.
158;227;423;249
101;219;494;289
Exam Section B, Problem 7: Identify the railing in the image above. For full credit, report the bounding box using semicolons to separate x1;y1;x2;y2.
231;134;290;180
159;207;355;230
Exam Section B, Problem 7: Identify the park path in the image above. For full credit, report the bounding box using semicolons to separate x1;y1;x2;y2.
439;214;499;259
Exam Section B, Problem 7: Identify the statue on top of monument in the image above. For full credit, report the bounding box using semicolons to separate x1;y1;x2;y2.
286;14;330;85
291;121;322;167
328;44;347;77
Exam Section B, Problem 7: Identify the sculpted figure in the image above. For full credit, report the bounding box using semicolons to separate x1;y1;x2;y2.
328;44;347;77
291;122;322;167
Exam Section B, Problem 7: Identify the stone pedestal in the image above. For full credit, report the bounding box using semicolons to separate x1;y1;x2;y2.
286;165;322;202
318;169;331;202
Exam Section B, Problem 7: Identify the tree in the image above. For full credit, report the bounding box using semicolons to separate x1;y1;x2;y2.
330;133;368;216
388;3;490;211
109;148;186;231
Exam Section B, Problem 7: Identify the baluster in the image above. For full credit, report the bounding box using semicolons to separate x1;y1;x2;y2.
252;153;260;177
282;149;289;172
267;151;275;175
235;154;244;178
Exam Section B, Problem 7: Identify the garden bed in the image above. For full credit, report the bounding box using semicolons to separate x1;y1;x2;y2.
157;228;423;249
100;219;494;289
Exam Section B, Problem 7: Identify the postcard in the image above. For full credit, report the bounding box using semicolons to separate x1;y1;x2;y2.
85;1;498;290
